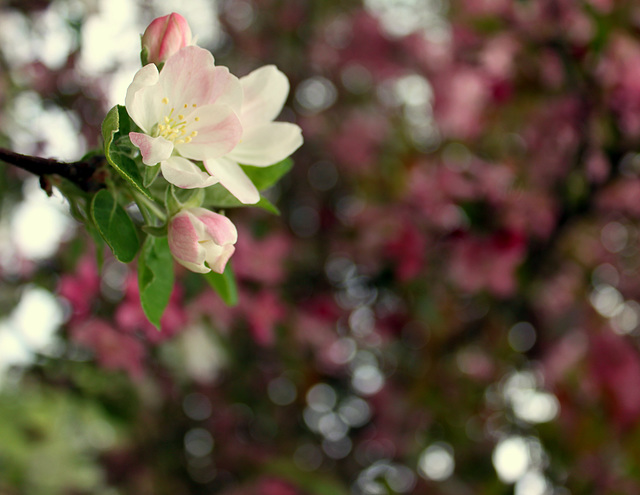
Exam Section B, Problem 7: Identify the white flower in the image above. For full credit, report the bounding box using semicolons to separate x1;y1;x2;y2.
126;46;243;189
203;65;304;204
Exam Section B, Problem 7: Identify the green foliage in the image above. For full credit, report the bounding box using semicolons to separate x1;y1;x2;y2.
241;158;292;190
90;189;140;263
138;236;175;329
101;105;153;201
203;261;238;306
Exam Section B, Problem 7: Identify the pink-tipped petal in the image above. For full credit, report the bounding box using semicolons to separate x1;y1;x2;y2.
207;244;235;273
204;157;260;205
191;208;238;246
130;132;174;166
240;65;290;127
174;104;242;161
161;156;218;189
160;46;224;108
227;122;302;167
209;66;243;113
168;212;208;272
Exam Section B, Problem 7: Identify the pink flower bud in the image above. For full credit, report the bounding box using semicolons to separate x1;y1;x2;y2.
168;207;237;274
141;13;192;65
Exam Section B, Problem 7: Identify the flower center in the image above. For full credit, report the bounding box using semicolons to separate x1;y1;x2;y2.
156;97;200;144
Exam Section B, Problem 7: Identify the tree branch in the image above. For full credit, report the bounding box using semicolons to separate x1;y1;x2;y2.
0;147;108;193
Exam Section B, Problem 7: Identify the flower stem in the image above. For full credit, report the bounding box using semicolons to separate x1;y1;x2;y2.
134;191;167;223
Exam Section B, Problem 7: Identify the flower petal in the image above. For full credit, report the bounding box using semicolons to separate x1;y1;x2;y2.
159;46;242;112
240;65;290;127
130;132;174;166
190;207;238;246
125;63;161;132
174;104;242;161
227;122;303;167
161;156;218;189
204;243;235;273
160;46;218;107
204;157;260;205
168;212;209;273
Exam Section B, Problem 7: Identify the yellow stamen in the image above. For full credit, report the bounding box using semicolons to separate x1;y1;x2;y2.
195;117;200;122
162;97;169;104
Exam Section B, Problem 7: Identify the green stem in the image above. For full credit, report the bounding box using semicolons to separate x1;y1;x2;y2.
134;191;167;223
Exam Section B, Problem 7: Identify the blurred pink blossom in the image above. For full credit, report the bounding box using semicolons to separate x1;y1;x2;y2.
448;230;526;297
115;274;188;343
57;255;100;323
590;330;640;428
70;319;146;380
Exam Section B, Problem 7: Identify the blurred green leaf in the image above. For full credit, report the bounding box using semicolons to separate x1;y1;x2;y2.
138;235;174;329
91;189;140;263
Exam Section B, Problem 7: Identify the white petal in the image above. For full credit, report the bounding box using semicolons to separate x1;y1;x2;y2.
174;104;242;161
209;66;243;114
125;64;161;132
130;132;174;166
161;156;218;189
203;157;260;205
175;257;211;273
227;122;302;166
204;243;235;273
240;65;290;127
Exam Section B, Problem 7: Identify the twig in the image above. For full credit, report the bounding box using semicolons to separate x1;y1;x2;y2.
0;147;107;193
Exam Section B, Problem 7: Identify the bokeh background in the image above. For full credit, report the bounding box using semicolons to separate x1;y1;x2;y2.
1;0;640;493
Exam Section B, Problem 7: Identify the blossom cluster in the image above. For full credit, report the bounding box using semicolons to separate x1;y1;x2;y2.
130;13;302;274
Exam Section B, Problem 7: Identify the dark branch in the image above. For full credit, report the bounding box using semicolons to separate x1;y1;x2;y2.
0;147;108;193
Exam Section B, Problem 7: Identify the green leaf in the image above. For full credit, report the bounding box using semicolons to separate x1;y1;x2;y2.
138;236;174;329
255;196;280;215
203;184;279;215
240;158;292;191
90;189;140;263
165;185;205;216
143;163;161;187
203;262;238;306
101;105;153;201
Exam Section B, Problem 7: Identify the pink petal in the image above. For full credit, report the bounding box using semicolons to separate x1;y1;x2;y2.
173;103;242;161
168;212;208;273
203;157;260;205
227;122;302;166
159;46;242;111
130;132;174;166
191;207;238;246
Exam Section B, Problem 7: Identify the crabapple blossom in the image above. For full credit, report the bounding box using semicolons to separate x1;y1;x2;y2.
203;65;303;204
168;207;237;274
126;45;243;190
141;12;193;66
